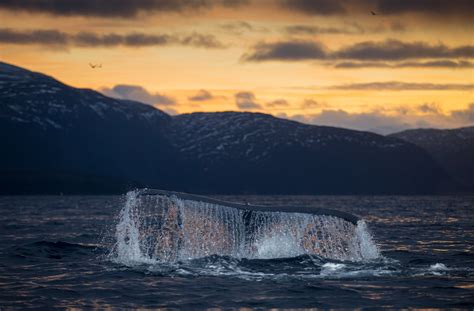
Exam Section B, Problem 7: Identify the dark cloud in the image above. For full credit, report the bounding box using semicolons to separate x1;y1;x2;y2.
180;32;226;48
235;91;261;109
266;99;289;107
0;28;225;49
452;103;474;123
220;21;268;35
221;21;253;32
284;21;405;36
417;103;440;114
0;28;68;45
376;0;474;16
280;0;473;18
333;60;474;69
188;89;214;101
101;84;176;106
335;39;474;61
242;41;327;62
0;0;249;17
330;81;474;91
285;24;363;35
0;0;470;19
243;39;474;62
74;31;170;47
301;99;327;109
280;0;346;15
389;21;406;32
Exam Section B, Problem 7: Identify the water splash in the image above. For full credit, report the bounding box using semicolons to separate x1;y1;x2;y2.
429;263;449;271
109;190;380;265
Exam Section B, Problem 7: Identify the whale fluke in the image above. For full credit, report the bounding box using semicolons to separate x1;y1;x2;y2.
138;189;360;225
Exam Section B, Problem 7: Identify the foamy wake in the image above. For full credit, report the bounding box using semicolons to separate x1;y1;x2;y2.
109;190;380;265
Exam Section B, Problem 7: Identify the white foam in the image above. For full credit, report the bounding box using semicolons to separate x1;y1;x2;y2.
320;263;346;276
112;191;157;266
429;263;448;271
254;232;305;259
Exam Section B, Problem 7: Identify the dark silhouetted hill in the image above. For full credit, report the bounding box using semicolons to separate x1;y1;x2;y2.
0;61;452;194
391;127;474;193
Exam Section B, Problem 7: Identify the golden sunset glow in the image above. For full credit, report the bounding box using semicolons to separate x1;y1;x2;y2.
1;0;473;133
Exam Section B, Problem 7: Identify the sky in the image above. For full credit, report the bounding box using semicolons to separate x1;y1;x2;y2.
0;0;473;134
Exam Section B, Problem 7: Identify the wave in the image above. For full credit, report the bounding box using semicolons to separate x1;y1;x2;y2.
9;240;100;260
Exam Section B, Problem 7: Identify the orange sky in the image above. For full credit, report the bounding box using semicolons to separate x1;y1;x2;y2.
0;0;473;133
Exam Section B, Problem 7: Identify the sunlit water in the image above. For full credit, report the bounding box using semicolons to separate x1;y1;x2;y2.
0;194;472;308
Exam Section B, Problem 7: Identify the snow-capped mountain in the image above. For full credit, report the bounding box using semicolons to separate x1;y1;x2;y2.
171;111;406;163
391;127;474;192
0;61;450;194
0;62;177;193
167;112;448;194
0;62;169;128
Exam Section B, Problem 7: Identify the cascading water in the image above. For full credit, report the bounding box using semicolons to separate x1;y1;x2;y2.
109;190;380;265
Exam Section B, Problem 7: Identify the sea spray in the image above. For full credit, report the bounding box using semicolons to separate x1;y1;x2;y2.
113;191;153;265
110;190;380;264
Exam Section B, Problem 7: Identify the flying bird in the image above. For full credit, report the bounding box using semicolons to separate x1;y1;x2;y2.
89;63;102;69
371;10;377;15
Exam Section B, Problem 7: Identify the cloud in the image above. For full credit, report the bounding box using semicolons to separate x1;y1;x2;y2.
188;89;214;101
0;28;225;49
279;0;473;18
266;99;289;107
0;0;471;20
180;32;226;48
417;103;440;114
74;31;169;47
242;39;474;62
301;99;327;109
305;109;412;134
452;103;474;123
235;91;261;109
389;21;406;32
284;24;363;35
280;0;346;15
220;21;268;35
284;21;404;35
242;40;327;62
101;84;176;106
279;102;474;135
334;39;474;61
376;0;474;16
285;109;432;134
330;81;474;91
333;60;474;69
0;0;249;17
0;28;68;45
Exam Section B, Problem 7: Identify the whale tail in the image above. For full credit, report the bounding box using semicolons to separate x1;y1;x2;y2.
110;189;379;263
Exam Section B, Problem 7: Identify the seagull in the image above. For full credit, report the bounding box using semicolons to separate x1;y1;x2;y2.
371;10;377;15
89;63;102;69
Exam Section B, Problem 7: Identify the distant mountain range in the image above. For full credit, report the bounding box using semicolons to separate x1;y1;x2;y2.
0;61;466;194
391;127;474;193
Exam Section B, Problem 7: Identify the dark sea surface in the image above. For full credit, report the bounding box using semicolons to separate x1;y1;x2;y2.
0;194;473;309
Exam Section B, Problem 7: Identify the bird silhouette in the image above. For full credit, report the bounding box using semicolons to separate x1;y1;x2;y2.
89;63;102;69
371;10;377;15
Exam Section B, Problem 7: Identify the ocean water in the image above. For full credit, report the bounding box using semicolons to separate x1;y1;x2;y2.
0;194;472;309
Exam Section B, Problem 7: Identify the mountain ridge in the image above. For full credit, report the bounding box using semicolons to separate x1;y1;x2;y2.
0;61;456;194
390;127;474;192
